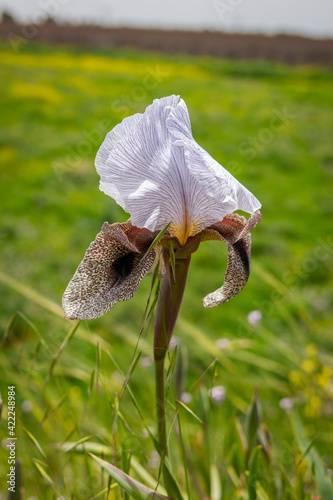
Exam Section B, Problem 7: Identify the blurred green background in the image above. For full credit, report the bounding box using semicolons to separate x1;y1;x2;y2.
0;41;332;499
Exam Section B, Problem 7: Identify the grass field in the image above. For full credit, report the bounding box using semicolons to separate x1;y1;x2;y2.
0;41;332;499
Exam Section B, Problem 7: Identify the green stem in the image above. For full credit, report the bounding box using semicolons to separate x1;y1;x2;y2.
154;248;192;496
154;252;191;362
155;356;167;454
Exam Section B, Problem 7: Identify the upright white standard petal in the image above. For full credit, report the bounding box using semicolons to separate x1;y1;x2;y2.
95;95;261;245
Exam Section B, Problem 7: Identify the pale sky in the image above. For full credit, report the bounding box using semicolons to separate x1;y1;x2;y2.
4;0;333;38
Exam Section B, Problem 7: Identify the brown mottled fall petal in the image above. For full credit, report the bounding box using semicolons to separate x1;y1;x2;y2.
201;211;261;307
62;221;158;320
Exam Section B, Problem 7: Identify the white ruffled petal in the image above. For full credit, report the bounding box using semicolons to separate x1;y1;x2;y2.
183;142;261;222
96;96;187;232
95;111;143;209
166;98;193;140
95;95;261;243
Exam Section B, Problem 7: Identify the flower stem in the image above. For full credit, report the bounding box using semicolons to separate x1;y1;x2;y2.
155;356;167;453
154;248;192;496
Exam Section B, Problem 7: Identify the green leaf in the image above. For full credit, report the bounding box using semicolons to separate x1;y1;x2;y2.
0;271;64;317
55;441;111;456
176;399;207;426
165;346;178;392
2;311;41;348
107;351;162;453
45;320;80;385
168;240;176;282
235;417;248;460
143;223;170;259
158;456;186;500
227;465;241;488
210;464;222;500
290;410;333;499
245;389;262;462
23;427;46;459
247;445;262;500
88;368;96;398
41;392;69;424
57;435;94;455
177;411;191;500
130;457;168;496
140;260;160;333
90;453;172;499
119;350;142;399
33;460;58;492
256;482;271;500
173;341;188;400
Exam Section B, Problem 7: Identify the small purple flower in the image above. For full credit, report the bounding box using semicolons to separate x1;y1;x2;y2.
140;356;153;368
180;392;193;404
279;397;294;411
247;310;262;326
209;386;226;406
216;338;230;350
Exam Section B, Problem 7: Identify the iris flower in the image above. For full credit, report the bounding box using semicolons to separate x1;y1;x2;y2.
63;95;261;320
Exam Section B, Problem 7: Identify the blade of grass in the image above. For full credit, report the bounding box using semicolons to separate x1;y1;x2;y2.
41;392;69;424
168;241;176;283
55;441;111;455
119;350;142;400
247;445;262;500
0;272;64;316
33;460;59;493
0;271;112;351
227;465;241;488
89;453;172;500
142;223;170;260
165;346;178;394
177;411;191;500
257;483;271;500
210;464;222;500
176;399;208;427
23;427;47;459
57;435;94;455
45;320;80;385
87;485;118;500
290;410;333;499
106;353;185;500
130;456;168;496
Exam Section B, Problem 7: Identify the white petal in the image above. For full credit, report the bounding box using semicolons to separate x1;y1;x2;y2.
95;95;261;240
166;97;192;140
95;111;143;209
96;95;189;232
182;141;261;226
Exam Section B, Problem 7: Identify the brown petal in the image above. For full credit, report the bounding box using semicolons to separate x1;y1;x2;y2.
201;211;261;307
62;221;157;320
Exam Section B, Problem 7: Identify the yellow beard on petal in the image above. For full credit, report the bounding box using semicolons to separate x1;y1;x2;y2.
170;209;199;246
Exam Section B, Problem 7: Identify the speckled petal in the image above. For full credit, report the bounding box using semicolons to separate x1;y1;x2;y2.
62;222;157;320
201;211;261;307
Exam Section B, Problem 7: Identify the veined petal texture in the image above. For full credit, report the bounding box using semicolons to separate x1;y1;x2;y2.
95;95;261;241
